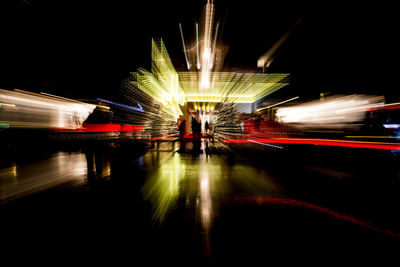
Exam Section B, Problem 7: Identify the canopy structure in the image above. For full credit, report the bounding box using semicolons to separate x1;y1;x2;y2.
134;39;289;118
178;71;289;103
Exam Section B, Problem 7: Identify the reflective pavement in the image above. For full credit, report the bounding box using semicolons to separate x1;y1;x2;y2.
1;141;400;264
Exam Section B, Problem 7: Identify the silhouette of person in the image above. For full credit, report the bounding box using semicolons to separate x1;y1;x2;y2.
179;120;186;152
191;116;202;153
191;116;197;143
196;119;201;142
179;120;186;140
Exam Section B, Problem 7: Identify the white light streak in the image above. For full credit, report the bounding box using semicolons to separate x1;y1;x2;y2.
275;95;384;128
196;22;201;70
257;96;299;111
179;23;191;70
0;89;95;129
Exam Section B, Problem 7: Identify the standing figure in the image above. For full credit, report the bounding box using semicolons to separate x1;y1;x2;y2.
178;120;186;152
179;120;186;140
196;119;202;142
191;116;197;142
205;121;209;134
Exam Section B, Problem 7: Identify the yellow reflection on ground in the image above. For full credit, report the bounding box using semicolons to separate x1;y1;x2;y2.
140;142;286;256
198;154;219;255
141;147;285;230
142;153;186;223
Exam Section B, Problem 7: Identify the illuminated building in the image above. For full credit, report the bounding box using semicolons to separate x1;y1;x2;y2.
128;37;289;133
125;1;290;135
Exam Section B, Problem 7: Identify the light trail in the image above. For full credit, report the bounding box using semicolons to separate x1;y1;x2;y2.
247;139;284;149
196;22;200;69
0;103;16;107
257;19;301;70
229;197;400;239
257;96;299;112
97;98;144;112
367;101;400;111
346;136;400;139
211;22;219;69
200;0;215;89
53;124;144;132
149;134;174;141
223;137;400;150
179;23;191;69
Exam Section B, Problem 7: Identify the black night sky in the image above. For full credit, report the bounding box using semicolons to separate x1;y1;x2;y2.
0;0;398;101
1;3;400;262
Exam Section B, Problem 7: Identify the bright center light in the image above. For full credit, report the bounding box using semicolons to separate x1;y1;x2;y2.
202;48;211;62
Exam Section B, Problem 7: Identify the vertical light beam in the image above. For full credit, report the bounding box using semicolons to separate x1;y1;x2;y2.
211;22;219;69
196;22;200;70
179;23;191;70
200;0;215;89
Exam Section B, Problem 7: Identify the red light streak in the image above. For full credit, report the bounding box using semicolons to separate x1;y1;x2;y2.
223;137;400;150
149;134;174;141
230;196;400;239
54;124;144;132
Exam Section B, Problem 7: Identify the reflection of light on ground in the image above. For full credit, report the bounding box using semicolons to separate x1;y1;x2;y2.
141;144;285;255
138;156;144;167
200;162;211;223
0;152;87;204
0;162;18;191
142;154;186;223
102;160;111;179
58;152;87;178
141;145;284;222
10;162;17;177
199;155;212;254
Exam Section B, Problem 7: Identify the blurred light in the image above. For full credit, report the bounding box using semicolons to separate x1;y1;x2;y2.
223;137;400;150
54;124;144;133
367;101;400;111
210;22;219;69
134;38;185;119
199;155;212;255
232;197;400;238
257;96;299;111
257;19;301;69
248;139;284;149
384;124;400;129
199;0;214;91
196;22;201;69
142;153;186;223
149;134;173;141
276;95;383;128
0;152;87;204
179;23;191;70
0;89;95;129
0;103;16;108
179;72;289;103
346;136;400;139
97;105;110;110
97;98;143;112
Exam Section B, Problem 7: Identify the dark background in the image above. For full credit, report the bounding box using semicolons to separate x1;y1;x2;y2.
0;0;398;101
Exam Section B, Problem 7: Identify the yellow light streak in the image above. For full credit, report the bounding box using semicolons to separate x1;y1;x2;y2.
134;39;186;119
132;37;289;115
179;72;289;103
257;96;299;111
0;103;16;107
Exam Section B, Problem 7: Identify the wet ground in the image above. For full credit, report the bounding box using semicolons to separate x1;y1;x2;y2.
1;140;400;264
